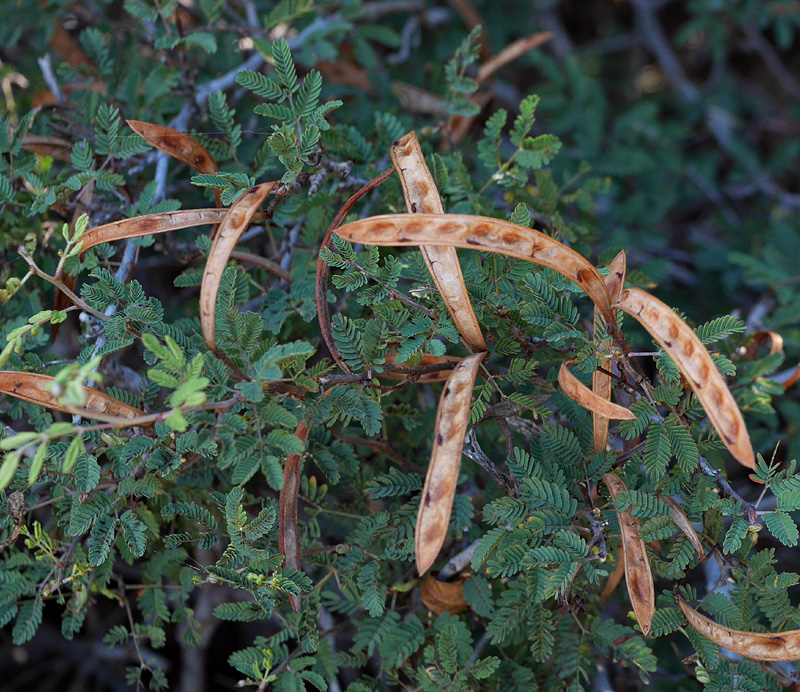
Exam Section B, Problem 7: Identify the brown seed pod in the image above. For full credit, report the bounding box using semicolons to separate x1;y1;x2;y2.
598;547;625;604
661;496;705;559
592;251;627;453
335;214;616;326
559;359;636;420
677;595;800;661
0;371;147;421
416;352;486;575
603;472;655;636
279;419;312;613
391;132;486;352
126;120;221;206
200;183;277;350
80;209;237;257
616;287;755;469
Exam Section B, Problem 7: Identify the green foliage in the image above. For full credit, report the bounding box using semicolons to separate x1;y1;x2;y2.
1;2;799;691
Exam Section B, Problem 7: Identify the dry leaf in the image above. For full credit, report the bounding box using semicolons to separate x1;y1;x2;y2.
391;133;486;352
593;251;627;452
616;287;755;469
279;419;312;613
677;595;800;661
21;135;73;162
126;120;222;207
661;496;705;559
392;83;450;116
335;213;616;326
559;359;636;420
420;574;468;614
603;472;654;636
0;371;146;421
80;208;242;257
476;32;552;84
200;183;277;350
416;352;486;575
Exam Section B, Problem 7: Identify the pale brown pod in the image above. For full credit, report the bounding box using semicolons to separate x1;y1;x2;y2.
80;208;239;257
558;360;636;420
21;135;73;162
390;132;486;352
416;352;486;575
475;32;552;84
677;596;800;661
616;287;755;469
0;371;146;421
661;496;705;559
200;183;277;350
278;419;312;613
593;251;627;453
603;472;655;636
335;214;616;326
126;120;222;206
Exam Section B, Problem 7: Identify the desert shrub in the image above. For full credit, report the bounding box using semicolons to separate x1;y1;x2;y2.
1;1;799;691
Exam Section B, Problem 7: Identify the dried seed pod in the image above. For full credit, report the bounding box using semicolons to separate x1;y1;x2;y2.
200;183;277;350
661;496;705;559
603;472;654;636
0;371;146;421
391;132;486;352
598;547;625;604
335;214;616;326
416;352;486;575
744;330;784;359
677;595;800;661
279;419;312;613
80;209;239;257
616;287;755;469
127;120;221;206
559;360;635;420
592;251;627;452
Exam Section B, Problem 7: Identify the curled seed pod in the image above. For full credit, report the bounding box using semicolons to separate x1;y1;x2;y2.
603;472;654;636
677;595;800;661
416;352;486;575
200;183;277;350
391;132;486;352
0;371;146;421
335;214;616;326
616;287;755;469
559;359;636;420
661;496;705;559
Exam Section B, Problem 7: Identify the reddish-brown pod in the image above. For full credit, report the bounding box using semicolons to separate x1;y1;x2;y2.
603;472;654;636
616;287;755;469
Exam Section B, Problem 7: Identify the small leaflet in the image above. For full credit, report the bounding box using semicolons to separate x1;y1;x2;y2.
603;472;655;636
416;352;486;575
390;132;486;352
335;213;616;326
0;371;146;421
127;120;222;206
200;182;277;350
558;360;635;420
616;287;755;469
677;595;800;661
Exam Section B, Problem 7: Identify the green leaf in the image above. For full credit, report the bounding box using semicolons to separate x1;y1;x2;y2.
75;454;101;493
763;511;799;547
